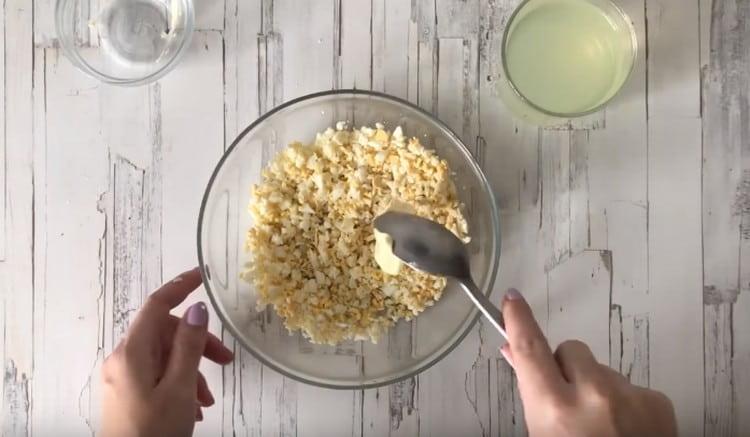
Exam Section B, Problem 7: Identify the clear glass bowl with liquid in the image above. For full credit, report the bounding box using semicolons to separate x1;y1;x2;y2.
55;0;194;86
499;0;637;124
197;90;501;389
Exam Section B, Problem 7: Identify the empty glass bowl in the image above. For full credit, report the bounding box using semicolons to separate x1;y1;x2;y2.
55;0;194;85
198;90;501;389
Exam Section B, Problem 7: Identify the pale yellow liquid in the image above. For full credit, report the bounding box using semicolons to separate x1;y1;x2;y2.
505;0;635;115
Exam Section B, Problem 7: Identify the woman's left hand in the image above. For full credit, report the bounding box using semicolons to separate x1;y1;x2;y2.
101;267;234;437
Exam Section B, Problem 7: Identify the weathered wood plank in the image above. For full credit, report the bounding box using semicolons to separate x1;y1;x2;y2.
547;250;611;362
478;0;539;214
584;0;648;250
111;157;147;344
704;302;732;437
735;290;750;436
30;47;108;437
371;0;410;97
223;0;261;141
494;358;525;437
194;0;225;31
338;0;372;90
1;1;34;434
418;347;487;437
700;0;750;435
607;201;649;313
261;370;297;437
646;0;701;118
94;85;155;382
609;304;623;371
29;44;47;435
221;0;264;435
0;0;6;262
33;0;56;47
157;30;226;436
569;130;590;254
343;2;424;433
437;37;479;155
436;0;479;38
540;130;570;272
648;118;703;435
416;3;494;435
621;314;649;387
477;6;544;435
416;0;436;113
274;0;335;100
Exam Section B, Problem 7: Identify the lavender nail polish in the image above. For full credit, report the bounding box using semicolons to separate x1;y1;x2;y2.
506;288;523;301
186;302;208;327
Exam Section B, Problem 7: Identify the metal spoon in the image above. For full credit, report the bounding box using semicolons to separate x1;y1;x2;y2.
373;211;508;340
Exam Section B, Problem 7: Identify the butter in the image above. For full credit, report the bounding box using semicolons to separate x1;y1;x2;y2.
374;229;401;275
373;199;415;275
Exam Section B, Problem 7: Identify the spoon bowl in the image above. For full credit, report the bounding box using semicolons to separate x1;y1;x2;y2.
374;211;508;341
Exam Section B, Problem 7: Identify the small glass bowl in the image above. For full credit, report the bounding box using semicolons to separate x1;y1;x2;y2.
498;0;637;125
197;90;501;389
55;0;194;86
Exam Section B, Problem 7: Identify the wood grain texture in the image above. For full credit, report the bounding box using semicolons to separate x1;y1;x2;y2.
648;118;704;435
0;0;6;263
1;1;34;435
701;0;750;435
547;250;611;362
31;48;109;437
221;1;264;435
646;1;704;434
1;0;744;435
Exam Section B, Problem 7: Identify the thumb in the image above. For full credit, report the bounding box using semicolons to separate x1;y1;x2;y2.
163;301;209;389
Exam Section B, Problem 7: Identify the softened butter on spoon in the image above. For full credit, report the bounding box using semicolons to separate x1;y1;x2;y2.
373;199;416;275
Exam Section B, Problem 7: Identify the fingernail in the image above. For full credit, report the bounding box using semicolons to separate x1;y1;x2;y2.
505;288;523;301
186;302;209;327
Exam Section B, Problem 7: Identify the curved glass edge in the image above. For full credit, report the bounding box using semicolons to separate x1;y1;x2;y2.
499;0;639;121
197;89;502;389
54;0;195;86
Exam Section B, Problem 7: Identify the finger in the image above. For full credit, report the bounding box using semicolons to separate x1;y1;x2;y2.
632;387;678;436
117;269;206;392
117;312;164;390
197;371;215;407
554;340;600;383
205;333;234;364
147;267;203;310
162;302;210;390
601;364;629;384
500;343;515;369
167;315;234;364
502;288;565;395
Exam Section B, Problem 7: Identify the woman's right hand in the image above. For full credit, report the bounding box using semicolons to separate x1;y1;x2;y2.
501;288;677;437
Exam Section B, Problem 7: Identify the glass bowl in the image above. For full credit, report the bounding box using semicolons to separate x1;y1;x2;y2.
55;0;194;86
498;0;637;125
198;90;500;389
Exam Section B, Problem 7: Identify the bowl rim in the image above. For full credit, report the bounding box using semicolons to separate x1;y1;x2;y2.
197;89;501;389
500;0;638;118
54;0;195;86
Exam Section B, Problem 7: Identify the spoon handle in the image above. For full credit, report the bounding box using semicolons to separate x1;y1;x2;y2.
458;278;508;341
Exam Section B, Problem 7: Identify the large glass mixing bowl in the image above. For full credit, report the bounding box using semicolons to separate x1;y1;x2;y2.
198;90;500;389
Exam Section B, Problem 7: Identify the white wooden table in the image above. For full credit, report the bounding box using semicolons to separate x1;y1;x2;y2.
1;0;747;436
